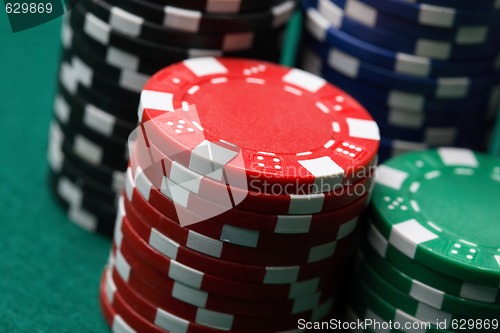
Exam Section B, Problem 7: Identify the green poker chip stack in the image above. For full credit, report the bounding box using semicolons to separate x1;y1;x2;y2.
348;148;500;332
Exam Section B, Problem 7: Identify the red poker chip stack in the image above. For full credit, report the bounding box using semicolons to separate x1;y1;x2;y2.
100;57;380;332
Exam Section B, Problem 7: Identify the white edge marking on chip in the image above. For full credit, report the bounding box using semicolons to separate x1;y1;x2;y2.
388;91;425;112
114;249;132;282
410;280;444;309
84;104;115;137
455;26;487;44
120;70;149;93
206;0;240;13
155;307;189;333
317;0;343;29
125;167;137;201
289;278;320;299
61;23;73;49
436;77;469;98
140;90;175;112
68;206;97;232
54;95;70;123
437;148;478;167
337;218;358;239
74;135;103;165
264;266;300;284
292;292;321;314
150;228;180;259
272;0;295;28
186;230;223;258
416;302;452;324
168;259;203;289
110;7;143;37
195;308;234;330
112;315;136;333
345;0;377;27
415;39;451;60
58;177;83;206
164;6;201;33
289;193;325;214
71;57;93;87
375;165;408;189
419;4;455;28
328;49;360;78
298;156;344;190
84;13;110;45
183;57;228;77
274;215;312;234
308;240;336;262
305;8;330;41
460;283;497;303
390;219;438;258
105;269;116;303
312;299;333;321
394;308;427;327
107;47;139;72
172;281;208;307
367;224;388;257
346;118;380;140
220;224;259;248
282;68;326;93
395;53;430;77
113;198;124;246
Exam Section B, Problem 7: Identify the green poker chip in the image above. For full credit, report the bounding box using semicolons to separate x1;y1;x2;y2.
349;279;454;333
370;148;500;285
363;221;500;304
357;250;500;318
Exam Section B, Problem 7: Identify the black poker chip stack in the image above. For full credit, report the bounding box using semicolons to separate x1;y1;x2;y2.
48;0;296;236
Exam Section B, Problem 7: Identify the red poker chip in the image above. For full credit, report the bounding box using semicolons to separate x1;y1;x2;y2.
108;252;332;318
132;124;375;215
115;210;352;285
139;57;379;194
100;269;225;333
113;238;342;302
123;192;357;266
108;262;335;332
125;165;371;233
126;177;360;250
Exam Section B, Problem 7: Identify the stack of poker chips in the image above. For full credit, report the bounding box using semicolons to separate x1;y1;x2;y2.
346;148;500;331
99;57;381;332
47;0;296;235
299;0;500;162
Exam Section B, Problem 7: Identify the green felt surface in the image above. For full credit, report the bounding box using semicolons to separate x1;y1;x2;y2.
0;13;111;333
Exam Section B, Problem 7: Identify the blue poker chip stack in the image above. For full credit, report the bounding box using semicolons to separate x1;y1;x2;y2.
48;0;296;236
299;0;500;162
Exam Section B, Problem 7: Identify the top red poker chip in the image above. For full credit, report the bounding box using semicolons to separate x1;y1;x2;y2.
138;57;380;194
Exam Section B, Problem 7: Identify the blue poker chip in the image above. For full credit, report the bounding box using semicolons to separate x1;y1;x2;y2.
405;0;500;10
328;0;500;43
350;94;492;128
303;0;500;60
304;34;500;78
302;45;500;100
333;0;500;27
301;49;498;115
377;136;484;162
376;120;487;145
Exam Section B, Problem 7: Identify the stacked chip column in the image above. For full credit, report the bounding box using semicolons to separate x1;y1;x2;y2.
99;57;381;332
47;0;296;235
299;0;500;162
346;148;500;332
